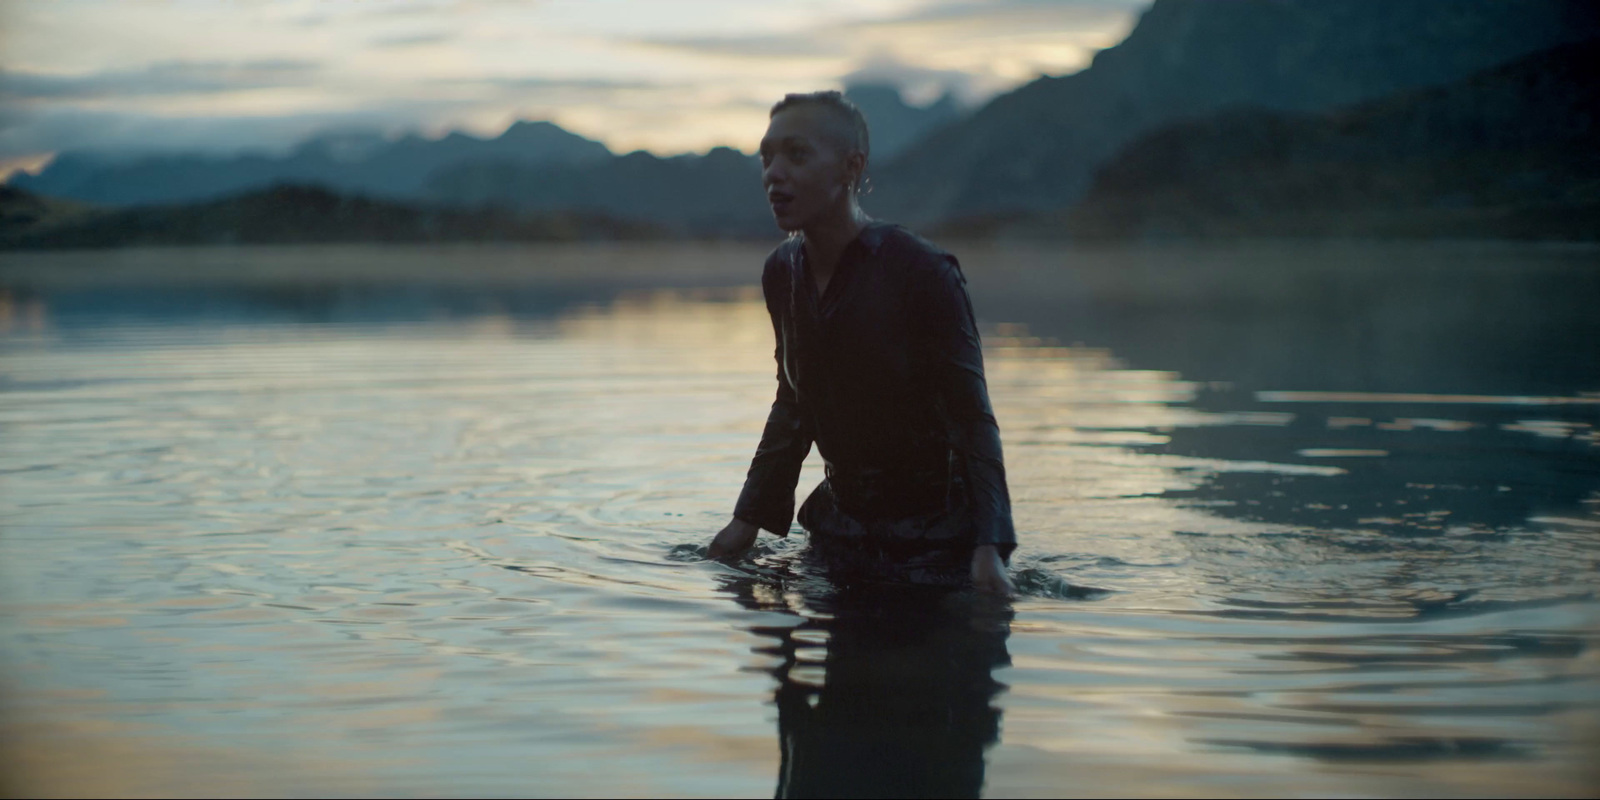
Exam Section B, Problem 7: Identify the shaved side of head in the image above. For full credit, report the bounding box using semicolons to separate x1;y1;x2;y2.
770;90;870;171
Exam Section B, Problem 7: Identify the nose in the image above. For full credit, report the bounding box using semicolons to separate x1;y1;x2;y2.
762;160;787;190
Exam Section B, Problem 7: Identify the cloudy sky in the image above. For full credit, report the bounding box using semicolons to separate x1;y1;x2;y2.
0;0;1148;173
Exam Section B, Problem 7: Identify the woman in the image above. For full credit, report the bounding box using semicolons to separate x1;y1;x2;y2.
708;90;1016;598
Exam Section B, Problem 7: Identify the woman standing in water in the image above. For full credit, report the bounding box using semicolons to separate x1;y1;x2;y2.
708;91;1016;598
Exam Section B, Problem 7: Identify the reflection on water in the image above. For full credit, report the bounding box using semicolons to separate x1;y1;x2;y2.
719;574;1010;799
0;242;1597;797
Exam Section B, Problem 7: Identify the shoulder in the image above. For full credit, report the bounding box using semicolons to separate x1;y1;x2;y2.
869;222;964;286
761;236;802;283
760;236;802;294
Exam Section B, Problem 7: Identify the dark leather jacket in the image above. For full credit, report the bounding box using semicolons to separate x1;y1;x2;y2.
732;221;1016;559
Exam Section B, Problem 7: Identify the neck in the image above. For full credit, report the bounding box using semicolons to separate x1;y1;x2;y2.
801;200;868;276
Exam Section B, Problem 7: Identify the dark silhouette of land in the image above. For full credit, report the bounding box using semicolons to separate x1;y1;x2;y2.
1062;41;1600;240
0;184;661;249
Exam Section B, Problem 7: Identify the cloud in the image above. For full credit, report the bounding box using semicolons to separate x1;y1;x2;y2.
624;0;1141;103
632;32;844;60
369;32;456;49
364;0;527;18
0;65;701;161
433;75;668;92
292;0;538;28
0;0;1147;160
0;79;716;161
634;0;1139;59
0;59;322;101
841;57;982;105
890;0;1149;27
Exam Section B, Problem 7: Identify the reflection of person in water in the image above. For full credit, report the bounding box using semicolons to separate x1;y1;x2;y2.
720;575;1012;798
707;91;1017;597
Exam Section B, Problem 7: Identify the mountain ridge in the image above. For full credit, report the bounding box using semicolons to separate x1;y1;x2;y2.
866;0;1600;225
1059;39;1600;241
10;120;612;207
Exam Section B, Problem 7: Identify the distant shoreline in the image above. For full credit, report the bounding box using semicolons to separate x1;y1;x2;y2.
6;181;1595;253
3;239;1595;293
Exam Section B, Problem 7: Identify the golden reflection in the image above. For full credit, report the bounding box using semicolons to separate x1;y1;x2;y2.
0;714;394;798
560;287;766;340
632;724;775;766
0;289;49;334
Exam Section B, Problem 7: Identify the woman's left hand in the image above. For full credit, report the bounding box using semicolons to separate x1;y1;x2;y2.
970;544;1017;599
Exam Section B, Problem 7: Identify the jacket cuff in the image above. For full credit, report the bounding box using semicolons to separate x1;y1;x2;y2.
973;516;1016;563
731;506;791;537
975;540;1016;564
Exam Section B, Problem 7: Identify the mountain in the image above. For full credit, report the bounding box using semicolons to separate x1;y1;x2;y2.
422;86;966;239
9;120;612;207
0;185;95;240
867;0;1600;226
1063;41;1600;240
0;184;661;249
425;146;771;238
843;84;963;163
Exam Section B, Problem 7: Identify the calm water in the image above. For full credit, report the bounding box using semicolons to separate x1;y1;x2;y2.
1;242;1597;797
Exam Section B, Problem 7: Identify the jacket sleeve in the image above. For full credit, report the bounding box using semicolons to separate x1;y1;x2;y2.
915;253;1017;560
732;264;813;536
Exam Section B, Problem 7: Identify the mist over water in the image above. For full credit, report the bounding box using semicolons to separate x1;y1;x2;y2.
1;242;1596;797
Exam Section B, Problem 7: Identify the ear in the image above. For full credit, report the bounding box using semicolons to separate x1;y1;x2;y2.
844;150;867;190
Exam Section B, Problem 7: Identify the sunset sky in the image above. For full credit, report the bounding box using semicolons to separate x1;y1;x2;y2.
0;0;1147;173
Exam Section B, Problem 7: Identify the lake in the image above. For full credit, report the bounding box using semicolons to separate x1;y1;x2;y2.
1;240;1597;797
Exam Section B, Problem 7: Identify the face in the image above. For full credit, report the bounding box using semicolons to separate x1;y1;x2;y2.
759;106;861;233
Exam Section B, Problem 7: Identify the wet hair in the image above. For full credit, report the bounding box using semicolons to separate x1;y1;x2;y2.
770;90;870;189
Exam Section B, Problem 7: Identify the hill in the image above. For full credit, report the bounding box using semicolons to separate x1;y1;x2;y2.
425;146;772;238
0;184;661;249
1064;41;1600;240
0;185;96;240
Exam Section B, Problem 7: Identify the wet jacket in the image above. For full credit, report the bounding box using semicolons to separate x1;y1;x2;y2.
732;221;1016;560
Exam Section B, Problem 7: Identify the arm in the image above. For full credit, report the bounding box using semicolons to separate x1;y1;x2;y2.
916;253;1018;586
713;267;813;558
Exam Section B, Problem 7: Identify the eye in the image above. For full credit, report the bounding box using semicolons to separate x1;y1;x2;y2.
786;144;807;163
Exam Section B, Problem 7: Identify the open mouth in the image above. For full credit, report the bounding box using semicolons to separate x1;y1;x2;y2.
768;191;794;214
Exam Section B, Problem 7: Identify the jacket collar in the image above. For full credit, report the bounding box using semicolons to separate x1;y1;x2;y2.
789;219;891;268
856;220;891;256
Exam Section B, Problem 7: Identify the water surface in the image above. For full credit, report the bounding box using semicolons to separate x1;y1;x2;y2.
1;242;1597;797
